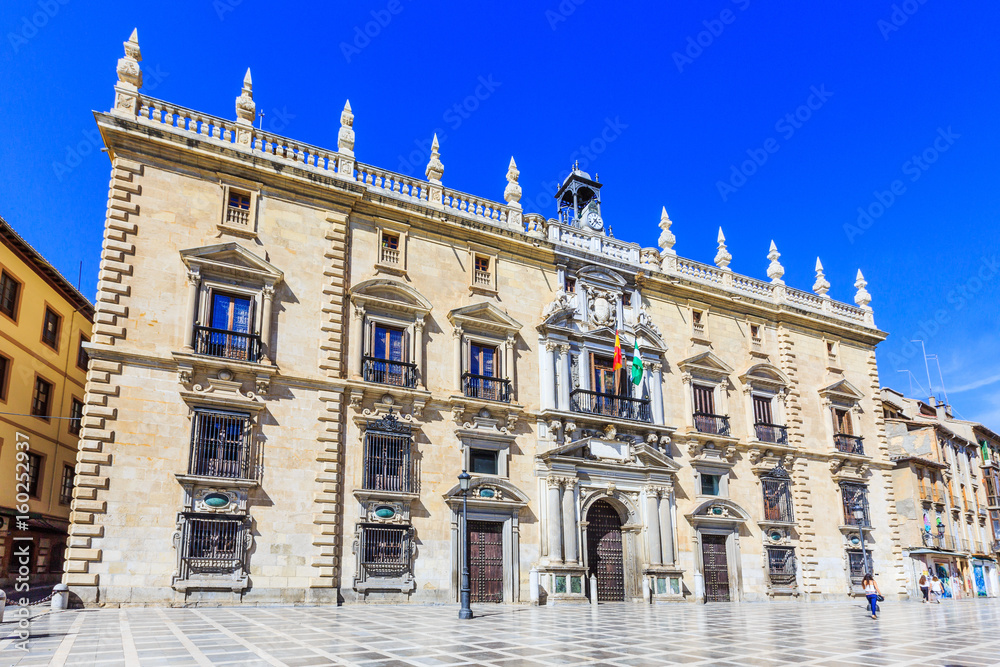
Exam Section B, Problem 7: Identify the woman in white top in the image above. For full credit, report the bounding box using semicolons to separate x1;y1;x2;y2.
863;574;881;619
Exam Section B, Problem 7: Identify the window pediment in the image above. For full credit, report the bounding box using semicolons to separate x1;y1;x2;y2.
688;498;751;524
180;243;283;285
448;302;522;336
678;351;734;381
351;278;432;316
740;363;789;390
443;477;529;507
819;378;865;402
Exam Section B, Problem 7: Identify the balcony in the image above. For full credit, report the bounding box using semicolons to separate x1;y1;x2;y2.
225;204;250;226
693;413;731;437
754;423;788;445
380;245;400;265
570;388;652;423
473;269;492;287
363;356;418;388
833;433;865;456
462;373;511;403
193;326;262;363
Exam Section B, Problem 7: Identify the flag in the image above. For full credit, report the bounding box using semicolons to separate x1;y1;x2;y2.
612;330;623;371
631;337;643;386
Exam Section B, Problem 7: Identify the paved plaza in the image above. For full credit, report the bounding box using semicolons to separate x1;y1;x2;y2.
1;599;999;667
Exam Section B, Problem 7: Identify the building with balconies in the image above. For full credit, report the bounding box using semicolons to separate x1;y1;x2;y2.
64;30;908;606
883;388;1000;599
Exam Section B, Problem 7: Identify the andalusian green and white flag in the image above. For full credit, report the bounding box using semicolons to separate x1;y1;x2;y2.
631;337;643;386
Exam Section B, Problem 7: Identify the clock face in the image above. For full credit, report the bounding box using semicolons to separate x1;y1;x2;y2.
586;209;602;230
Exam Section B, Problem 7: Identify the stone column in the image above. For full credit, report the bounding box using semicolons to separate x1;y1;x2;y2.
682;373;694;428
562;480;578;564
453;326;464;393
504;334;515;400
743;383;755;439
539;341;556;410
547;478;563;562
557;344;571;412
579;348;591;391
650;362;664;425
659;488;675;565
646;490;662;566
260;282;275;362
414;316;426;389
349;304;365;379
183;268;200;351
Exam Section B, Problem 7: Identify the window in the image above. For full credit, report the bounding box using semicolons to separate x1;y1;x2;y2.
189;410;254;479
767;546;796;587
26;452;42;498
380;232;401;265
753;395;773;425
693;384;715;415
473;255;491;287
69;399;84;436
41;307;61;349
917;468;929;500
827;342;836;358
363;415;412;493
701;474;721;496
841;483;870;527
180;515;248;578
359;524;411;578
0;353;9;401
847;549;874;586
470;448;499;475
31;377;53;418
750;324;760;339
196;292;259;361
592;354;622;396
48;543;66;574
226;189;252;226
0;270;20;320
564;276;576;293
365;323;414;387
834;408;853;435
762;469;794;523
465;343;508;402
59;464;75;505
692;309;705;337
76;335;90;370
622;292;632;307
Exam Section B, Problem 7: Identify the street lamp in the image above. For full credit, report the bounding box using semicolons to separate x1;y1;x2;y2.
458;469;473;620
853;504;869;577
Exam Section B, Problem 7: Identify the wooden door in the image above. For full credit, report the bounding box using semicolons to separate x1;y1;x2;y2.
468;520;503;603
702;533;731;602
586;501;625;601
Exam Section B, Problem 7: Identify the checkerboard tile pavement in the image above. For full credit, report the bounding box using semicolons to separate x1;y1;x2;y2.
2;599;999;667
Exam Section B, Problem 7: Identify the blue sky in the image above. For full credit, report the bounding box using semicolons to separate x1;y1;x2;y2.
1;1;998;425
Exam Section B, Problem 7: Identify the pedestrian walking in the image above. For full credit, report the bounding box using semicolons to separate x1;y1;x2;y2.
931;576;944;603
918;574;930;602
863;574;881;619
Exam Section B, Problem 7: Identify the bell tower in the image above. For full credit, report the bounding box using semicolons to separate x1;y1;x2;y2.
555;162;604;233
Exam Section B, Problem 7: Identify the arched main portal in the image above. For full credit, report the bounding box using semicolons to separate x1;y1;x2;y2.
586;500;625;601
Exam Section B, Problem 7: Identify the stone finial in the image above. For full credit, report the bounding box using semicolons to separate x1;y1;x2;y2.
235;68;256;125
766;240;785;284
854;269;872;309
504;157;522;208
337;100;355;155
112;28;142;117
425;133;444;182
658;207;676;256
714;227;732;269
813;257;831;297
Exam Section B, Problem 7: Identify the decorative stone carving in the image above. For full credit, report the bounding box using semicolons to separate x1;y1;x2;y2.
425;133;444;182
113;29;142;116
338;100;355;155
636;302;662;337
854;270;872;309
504;157;521;206
813;258;830;297
767;240;785;284
587;287;618;328
542;288;575;319
715;228;732;269
235;68;256;124
658;207;676;255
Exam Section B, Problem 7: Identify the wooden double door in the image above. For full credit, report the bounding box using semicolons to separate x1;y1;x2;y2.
702;533;731;602
586;501;625;602
468;520;503;603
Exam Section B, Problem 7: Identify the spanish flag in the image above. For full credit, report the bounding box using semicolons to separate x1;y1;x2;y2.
613;330;623;371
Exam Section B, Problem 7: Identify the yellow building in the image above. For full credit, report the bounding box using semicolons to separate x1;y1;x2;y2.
0;217;94;589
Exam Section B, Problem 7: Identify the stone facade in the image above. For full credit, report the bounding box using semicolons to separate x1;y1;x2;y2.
65;31;909;605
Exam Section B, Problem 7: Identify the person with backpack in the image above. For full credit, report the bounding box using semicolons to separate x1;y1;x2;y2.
918;573;930;602
863;573;882;619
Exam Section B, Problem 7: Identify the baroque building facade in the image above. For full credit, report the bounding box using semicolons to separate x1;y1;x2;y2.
64;31;908;605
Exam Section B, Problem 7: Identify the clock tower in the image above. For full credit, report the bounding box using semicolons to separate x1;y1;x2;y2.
555;162;604;234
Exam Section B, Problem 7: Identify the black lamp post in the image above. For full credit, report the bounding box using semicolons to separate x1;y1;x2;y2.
853;504;869;577
458;469;473;620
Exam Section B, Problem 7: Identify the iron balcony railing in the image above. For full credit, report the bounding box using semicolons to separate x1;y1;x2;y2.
766;547;797;588
570;388;652;423
363;422;413;494
363;356;418;388
189;410;255;480
179;514;248;578
834;433;865;456
841;484;871;527
462;373;512;403
754;423;788;445
762;478;795;523
359;524;412;579
693;412;731;436
193;325;262;363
